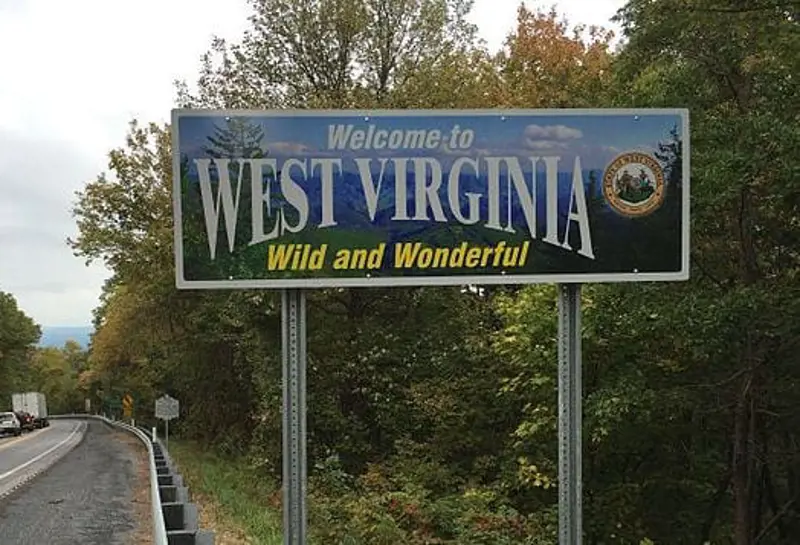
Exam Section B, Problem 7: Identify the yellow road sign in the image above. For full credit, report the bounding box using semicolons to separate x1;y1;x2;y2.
122;393;133;417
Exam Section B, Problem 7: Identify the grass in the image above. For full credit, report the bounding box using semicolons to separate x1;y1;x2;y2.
168;440;284;545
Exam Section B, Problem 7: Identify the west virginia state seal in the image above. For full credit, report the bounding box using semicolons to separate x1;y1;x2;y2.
602;151;665;217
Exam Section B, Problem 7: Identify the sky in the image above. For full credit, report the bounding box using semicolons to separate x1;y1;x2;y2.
178;112;672;171
0;0;625;327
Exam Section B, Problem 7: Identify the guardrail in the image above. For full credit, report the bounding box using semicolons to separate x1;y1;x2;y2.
142;426;215;545
50;414;214;545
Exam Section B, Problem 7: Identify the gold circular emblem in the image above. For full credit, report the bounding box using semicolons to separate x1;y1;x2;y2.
602;151;666;217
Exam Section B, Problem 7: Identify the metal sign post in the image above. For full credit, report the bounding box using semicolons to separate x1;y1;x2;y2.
155;395;180;451
282;289;307;545
558;283;583;544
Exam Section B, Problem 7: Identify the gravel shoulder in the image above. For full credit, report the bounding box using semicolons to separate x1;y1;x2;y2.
0;419;151;545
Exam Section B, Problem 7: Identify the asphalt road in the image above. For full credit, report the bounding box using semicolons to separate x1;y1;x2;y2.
0;419;149;545
0;420;83;482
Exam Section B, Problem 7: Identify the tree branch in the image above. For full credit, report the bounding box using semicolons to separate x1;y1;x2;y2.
754;496;797;543
683;0;797;14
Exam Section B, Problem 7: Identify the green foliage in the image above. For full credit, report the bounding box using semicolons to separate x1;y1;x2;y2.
0;291;41;404
605;2;800;543
309;447;556;544
169;439;284;544
26;346;86;413
175;0;481;110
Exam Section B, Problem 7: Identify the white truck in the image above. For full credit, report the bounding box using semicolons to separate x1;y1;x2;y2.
11;392;49;429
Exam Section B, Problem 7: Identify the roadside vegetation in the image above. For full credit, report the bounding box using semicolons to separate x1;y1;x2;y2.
0;291;88;414
168;439;281;545
45;1;800;544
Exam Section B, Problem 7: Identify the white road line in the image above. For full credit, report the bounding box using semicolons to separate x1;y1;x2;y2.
0;422;85;481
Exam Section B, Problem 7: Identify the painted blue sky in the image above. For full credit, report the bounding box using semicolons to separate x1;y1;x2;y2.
177;112;683;172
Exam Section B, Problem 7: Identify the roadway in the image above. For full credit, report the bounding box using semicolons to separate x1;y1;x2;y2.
0;420;84;488
0;419;152;544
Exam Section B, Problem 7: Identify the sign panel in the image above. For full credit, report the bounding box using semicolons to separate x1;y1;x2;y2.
155;395;179;421
172;108;689;289
122;393;133;417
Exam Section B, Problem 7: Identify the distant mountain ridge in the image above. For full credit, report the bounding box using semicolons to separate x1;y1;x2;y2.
38;326;92;349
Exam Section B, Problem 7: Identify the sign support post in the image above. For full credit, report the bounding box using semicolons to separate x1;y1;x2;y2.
558;283;582;545
155;394;180;451
282;288;308;545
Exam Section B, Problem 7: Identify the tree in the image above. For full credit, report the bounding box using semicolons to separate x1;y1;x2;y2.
494;5;615;108
176;0;482;109
27;345;86;414
603;1;800;542
69;121;174;284
0;291;40;402
71;118;275;450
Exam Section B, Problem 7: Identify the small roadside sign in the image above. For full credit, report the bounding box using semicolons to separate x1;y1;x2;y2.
155;395;179;421
155;395;179;449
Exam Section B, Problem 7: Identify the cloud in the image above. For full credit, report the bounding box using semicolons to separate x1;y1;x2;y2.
524;125;583;149
532;125;584;140
0;0;251;325
264;141;362;159
0;131;95;221
0;225;109;326
0;0;26;14
0;129;110;325
525;140;571;150
268;141;311;155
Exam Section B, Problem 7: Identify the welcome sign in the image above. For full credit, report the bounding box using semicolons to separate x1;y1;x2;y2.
171;109;689;289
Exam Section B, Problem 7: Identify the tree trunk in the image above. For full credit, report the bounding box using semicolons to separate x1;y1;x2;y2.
732;368;755;545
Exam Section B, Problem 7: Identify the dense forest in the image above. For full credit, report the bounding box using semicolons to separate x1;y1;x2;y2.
3;0;797;543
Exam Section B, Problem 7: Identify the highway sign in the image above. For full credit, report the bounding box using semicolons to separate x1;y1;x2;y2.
155;395;179;421
172;108;690;290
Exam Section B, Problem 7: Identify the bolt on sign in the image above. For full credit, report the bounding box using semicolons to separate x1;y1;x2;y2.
171;109;689;289
173;109;689;289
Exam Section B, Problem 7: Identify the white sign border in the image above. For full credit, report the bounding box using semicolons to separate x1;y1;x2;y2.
171;108;690;289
